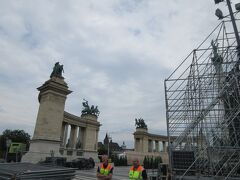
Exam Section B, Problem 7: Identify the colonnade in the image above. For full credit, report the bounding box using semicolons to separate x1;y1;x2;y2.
61;123;86;149
147;139;168;152
134;128;171;153
59;112;100;156
135;137;168;153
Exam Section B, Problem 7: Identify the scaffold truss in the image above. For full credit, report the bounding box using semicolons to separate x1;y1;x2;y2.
165;16;240;179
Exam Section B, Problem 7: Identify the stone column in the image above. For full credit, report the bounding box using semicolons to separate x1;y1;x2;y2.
148;139;153;152
135;138;140;152
76;127;82;149
159;141;163;152
80;114;100;162
84;126;97;150
22;76;72;163
61;123;69;147
95;129;99;150
78;127;86;149
151;140;154;152
63;124;69;147
33;77;72;141
134;128;148;153
142;137;148;153
69;125;77;148
140;138;143;152
163;141;167;152
155;140;159;152
60;123;65;146
134;138;137;151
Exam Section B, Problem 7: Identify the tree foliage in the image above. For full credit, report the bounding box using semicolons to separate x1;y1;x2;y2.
98;146;108;156
111;154;128;166
0;129;31;154
143;156;162;169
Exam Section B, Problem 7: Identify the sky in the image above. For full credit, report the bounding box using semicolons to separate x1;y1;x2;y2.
0;0;237;148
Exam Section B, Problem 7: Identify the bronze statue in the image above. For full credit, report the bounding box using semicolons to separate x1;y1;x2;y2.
50;62;64;78
93;106;100;116
211;40;223;65
81;99;100;116
135;118;147;129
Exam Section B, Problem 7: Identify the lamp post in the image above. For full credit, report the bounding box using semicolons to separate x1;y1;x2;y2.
215;0;240;54
226;0;240;52
107;136;112;157
5;138;12;162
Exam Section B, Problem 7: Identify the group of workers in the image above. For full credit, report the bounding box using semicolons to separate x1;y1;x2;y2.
97;155;147;180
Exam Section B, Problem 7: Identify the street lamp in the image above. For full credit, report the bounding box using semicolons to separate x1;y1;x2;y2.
107;135;112;157
214;0;224;4
214;0;240;53
215;8;224;19
236;3;240;11
5;138;12;162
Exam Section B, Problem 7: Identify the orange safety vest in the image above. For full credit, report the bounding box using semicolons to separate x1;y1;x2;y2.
100;163;112;176
129;165;144;180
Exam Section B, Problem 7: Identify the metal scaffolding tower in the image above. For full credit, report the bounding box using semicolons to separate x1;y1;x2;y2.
165;12;240;179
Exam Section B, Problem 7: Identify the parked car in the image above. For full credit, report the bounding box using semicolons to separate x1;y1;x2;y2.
65;157;95;170
44;157;95;170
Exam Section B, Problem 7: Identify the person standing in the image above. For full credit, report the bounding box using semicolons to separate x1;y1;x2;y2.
97;155;113;180
129;157;147;180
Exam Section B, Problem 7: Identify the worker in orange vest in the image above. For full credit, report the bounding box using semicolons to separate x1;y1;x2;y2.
97;155;113;180
129;157;147;180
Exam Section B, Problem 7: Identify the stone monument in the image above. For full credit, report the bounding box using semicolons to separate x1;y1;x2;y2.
124;119;170;164
23;62;101;163
22;62;72;163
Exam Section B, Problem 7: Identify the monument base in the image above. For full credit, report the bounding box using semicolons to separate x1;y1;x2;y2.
22;140;61;163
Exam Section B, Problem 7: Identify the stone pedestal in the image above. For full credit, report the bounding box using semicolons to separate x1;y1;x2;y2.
22;77;72;163
81;114;98;121
135;128;148;153
21;140;61;163
81;114;99;162
136;127;148;133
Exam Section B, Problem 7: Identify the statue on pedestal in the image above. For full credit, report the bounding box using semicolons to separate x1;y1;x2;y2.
81;99;100;117
135;118;147;129
50;62;64;78
211;40;223;66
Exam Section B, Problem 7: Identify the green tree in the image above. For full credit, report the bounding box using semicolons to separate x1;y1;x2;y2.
0;135;4;158
3;129;30;147
143;156;162;169
143;156;147;169
97;146;107;156
150;156;154;169
0;129;31;159
112;155;128;166
154;157;158;168
144;156;150;169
